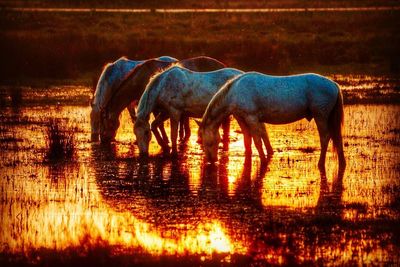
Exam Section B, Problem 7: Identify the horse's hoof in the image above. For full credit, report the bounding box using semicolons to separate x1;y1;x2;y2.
260;156;270;166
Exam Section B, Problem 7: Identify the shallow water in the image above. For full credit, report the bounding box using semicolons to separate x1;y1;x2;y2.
0;75;399;265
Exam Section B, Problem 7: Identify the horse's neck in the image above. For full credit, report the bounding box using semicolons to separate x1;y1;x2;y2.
136;69;168;121
204;97;231;130
107;60;171;116
131;60;172;99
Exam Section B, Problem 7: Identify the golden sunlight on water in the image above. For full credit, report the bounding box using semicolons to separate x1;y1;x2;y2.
1;80;399;264
1;154;243;256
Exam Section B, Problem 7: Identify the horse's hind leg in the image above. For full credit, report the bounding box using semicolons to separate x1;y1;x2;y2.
315;118;331;173
169;109;182;155
259;123;274;156
245;116;267;162
151;113;170;152
179;116;191;142
235;116;252;157
253;132;267;163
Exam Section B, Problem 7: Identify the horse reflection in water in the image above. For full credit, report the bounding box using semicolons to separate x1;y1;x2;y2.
89;142;345;259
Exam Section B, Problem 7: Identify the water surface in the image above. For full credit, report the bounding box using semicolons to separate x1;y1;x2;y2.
0;75;399;265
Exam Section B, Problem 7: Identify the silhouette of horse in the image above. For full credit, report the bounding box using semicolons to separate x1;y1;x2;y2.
100;56;226;144
199;72;346;173
134;66;243;155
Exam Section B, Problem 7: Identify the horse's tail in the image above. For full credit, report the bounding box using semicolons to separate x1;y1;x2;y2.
328;84;346;169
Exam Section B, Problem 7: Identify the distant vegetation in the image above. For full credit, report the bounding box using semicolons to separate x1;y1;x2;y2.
2;0;400;8
0;7;399;84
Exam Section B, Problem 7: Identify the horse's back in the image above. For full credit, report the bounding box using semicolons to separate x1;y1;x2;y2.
154;67;242;117
157;56;178;62
227;72;339;123
179;56;225;72
233;72;338;97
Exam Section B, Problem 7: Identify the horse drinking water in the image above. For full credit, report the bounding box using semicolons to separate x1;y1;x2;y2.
90;56;177;141
199;72;346;172
134;66;244;155
99;56;226;144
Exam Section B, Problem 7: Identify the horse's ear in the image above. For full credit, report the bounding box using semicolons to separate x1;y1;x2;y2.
194;119;202;127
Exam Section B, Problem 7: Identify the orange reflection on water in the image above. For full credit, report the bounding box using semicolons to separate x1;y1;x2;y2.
1;162;244;256
1;82;399;265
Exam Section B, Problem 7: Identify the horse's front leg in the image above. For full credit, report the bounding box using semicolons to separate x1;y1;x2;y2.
151;112;170;152
221;116;231;144
245;116;267;163
169;110;181;155
235;116;252;157
127;101;137;122
159;123;169;145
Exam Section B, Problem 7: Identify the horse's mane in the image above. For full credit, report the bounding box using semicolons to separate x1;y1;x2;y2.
202;74;242;126
136;64;182;120
92;57;130;108
105;60;181;114
148;62;183;84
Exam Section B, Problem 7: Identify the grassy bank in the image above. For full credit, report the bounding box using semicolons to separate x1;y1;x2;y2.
0;9;399;84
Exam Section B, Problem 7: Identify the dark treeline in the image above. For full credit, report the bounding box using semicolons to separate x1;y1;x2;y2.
0;10;399;84
2;0;400;8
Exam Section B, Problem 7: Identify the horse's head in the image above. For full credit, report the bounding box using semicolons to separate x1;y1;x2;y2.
99;109;119;143
200;126;220;163
134;118;152;156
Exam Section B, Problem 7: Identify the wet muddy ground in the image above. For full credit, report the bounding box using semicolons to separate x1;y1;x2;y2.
0;75;399;266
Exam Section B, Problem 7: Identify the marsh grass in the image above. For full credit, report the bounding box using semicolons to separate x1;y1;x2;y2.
44;119;75;162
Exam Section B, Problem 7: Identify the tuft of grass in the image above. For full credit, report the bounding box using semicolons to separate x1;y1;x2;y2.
45;119;75;161
298;146;317;153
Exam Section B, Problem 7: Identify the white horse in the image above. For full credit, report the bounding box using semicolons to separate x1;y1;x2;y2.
90;56;177;141
134;66;243;155
100;57;227;143
199;72;346;173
